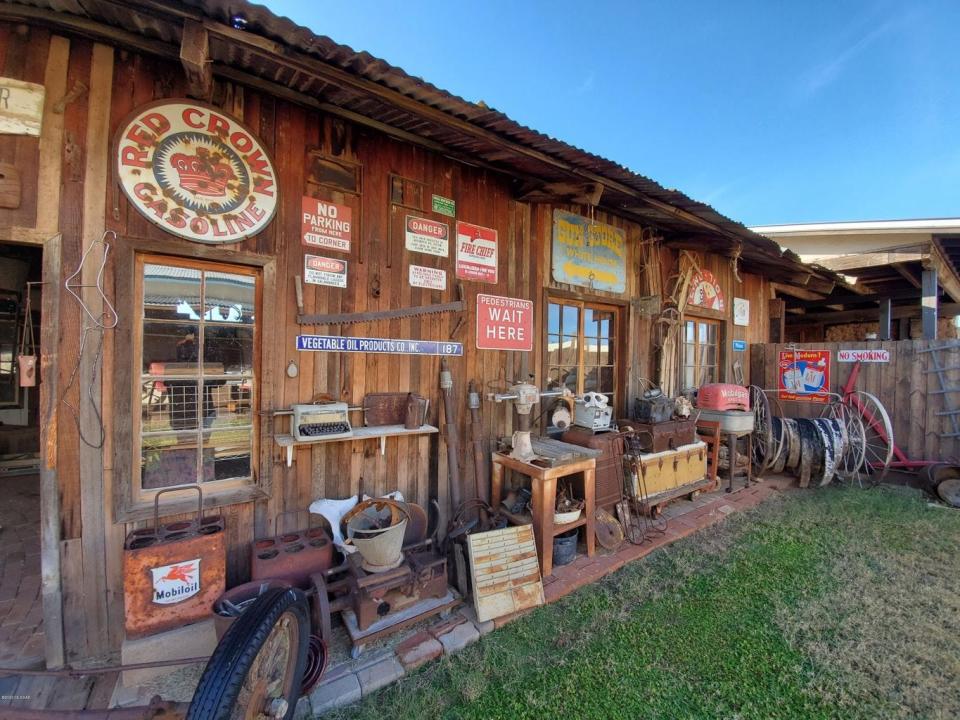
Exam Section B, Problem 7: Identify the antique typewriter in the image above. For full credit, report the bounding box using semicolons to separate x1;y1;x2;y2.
292;402;353;441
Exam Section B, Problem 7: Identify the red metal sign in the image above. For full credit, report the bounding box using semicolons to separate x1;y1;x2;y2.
302;197;352;252
304;254;348;288
778;349;830;403
456;221;498;284
115;100;277;244
405;215;449;256
687;269;725;311
476;294;533;351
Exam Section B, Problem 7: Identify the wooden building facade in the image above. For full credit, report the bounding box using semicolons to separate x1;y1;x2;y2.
0;0;838;666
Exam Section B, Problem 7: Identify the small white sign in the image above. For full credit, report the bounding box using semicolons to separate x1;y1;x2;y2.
405;216;449;257
409;264;446;290
733;297;750;326
151;559;201;605
0;78;44;136
304;254;348;288
837;349;890;363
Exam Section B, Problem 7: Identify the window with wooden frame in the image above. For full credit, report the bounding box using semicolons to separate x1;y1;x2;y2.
134;256;260;500
545;298;619;407
681;317;721;389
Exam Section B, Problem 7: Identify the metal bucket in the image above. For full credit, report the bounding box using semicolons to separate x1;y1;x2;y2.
553;529;578;566
344;500;409;573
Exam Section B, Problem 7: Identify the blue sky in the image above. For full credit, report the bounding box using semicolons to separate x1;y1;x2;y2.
265;1;959;226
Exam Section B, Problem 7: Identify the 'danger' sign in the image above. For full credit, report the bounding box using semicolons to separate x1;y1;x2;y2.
116;100;278;244
476;294;533;351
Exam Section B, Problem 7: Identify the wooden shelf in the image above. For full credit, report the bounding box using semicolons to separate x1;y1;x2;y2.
274;424;438;466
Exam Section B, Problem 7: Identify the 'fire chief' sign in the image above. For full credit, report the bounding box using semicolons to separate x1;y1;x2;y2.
116;100;278;244
476;294;533;351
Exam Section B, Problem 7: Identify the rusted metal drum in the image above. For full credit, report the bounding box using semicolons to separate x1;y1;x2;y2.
122;487;226;638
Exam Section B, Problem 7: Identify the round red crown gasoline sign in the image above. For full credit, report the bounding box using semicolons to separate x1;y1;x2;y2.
115;100;278;244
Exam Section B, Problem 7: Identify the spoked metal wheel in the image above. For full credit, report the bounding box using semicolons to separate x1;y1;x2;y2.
820;401;867;486
843;391;894;484
750;386;773;474
189;587;310;720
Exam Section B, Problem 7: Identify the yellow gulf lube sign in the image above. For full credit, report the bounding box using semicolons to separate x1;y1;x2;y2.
551;210;626;293
115;100;278;244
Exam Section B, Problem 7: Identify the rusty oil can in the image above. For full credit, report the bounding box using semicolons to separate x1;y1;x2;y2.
122;487;226;639
250;509;334;589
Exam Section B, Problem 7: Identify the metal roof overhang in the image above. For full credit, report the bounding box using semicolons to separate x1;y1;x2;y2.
2;0;837;288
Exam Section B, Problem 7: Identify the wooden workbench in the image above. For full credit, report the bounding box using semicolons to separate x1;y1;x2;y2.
490;452;597;577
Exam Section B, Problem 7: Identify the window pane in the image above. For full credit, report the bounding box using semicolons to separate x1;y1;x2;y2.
583;308;597;338
547;303;560;334
598;339;611;366
547;334;561;366
561;367;578;393
203;428;252;482
141;431;205;489
560;335;578;366
204;325;254;375
204;272;255;324
546;366;564;389
685;322;695;343
707;323;718;344
596;312;612;339
705;344;717;367
600;366;614;393
683;366;694;390
159;379;200;430
204;379;253;428
143;265;202;321
562;305;579;335
142;322;199;373
584;366;598;393
698;322;709;343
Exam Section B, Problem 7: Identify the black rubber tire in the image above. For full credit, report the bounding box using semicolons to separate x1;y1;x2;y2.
187;587;310;720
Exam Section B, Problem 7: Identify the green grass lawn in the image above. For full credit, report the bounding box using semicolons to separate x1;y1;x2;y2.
328;486;960;720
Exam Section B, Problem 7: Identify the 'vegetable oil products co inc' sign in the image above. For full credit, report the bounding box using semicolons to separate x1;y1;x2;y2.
476;294;533;351
302;197;351;252
116;100;277;244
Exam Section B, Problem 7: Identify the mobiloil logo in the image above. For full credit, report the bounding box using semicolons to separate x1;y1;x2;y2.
150;559;201;605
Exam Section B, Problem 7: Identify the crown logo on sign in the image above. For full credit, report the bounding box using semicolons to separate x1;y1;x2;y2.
170;147;235;197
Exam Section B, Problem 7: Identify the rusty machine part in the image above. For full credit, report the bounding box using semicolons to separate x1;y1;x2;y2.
398;501;428;546
594;508;625;550
250;510;333;588
300;634;328;695
122;487;225;639
309;541;453;658
297;299;464;326
212;578;292;639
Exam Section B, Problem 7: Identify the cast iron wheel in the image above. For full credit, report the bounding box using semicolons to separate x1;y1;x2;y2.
188;587;310;720
749;386;773;474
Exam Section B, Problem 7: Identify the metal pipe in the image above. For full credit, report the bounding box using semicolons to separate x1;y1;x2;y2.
440;359;462;510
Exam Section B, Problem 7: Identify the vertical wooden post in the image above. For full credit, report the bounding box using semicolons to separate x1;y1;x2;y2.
922;268;938;340
878;298;892;340
898;316;911;340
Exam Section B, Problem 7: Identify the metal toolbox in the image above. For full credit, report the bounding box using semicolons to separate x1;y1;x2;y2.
122;487;226;639
619;417;697;453
633;442;707;499
560;428;625;510
251;509;335;589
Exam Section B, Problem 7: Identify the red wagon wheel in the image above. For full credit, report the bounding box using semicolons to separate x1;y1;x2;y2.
843;390;894;484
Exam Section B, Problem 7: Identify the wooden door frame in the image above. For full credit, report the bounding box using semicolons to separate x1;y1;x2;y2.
38;232;65;668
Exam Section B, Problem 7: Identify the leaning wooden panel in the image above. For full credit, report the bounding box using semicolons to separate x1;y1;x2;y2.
467;524;544;623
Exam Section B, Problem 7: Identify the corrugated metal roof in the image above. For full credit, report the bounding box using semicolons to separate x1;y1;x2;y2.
4;0;832;279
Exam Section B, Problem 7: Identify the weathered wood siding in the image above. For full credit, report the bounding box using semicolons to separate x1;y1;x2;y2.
0;23;774;662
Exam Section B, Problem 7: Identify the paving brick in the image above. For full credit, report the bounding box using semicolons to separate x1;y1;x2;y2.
396;632;443;670
427;616;466;640
357;655;405;696
438;620;479;655
292;696;312;720
309;672;361;713
459;606;495;636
